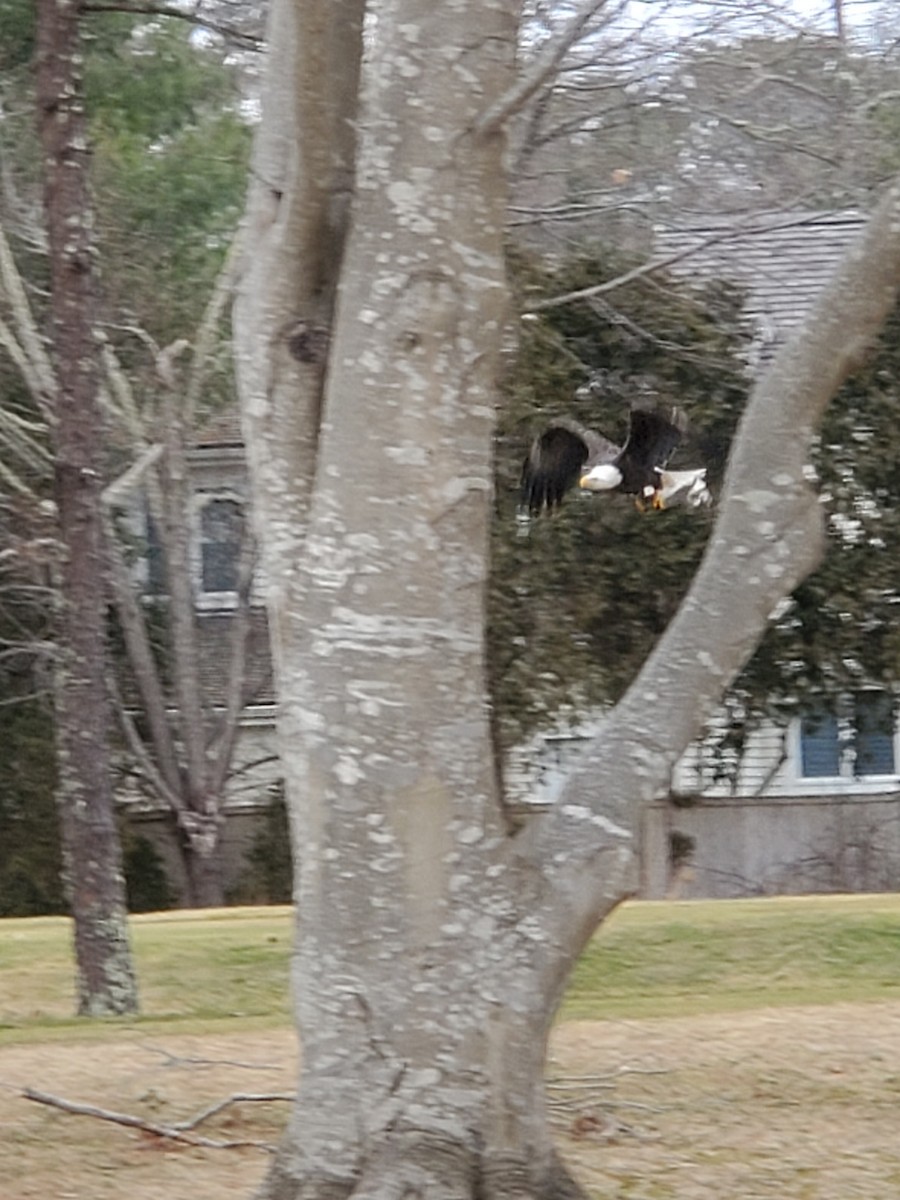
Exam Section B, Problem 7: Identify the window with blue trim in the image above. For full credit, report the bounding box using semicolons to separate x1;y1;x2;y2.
799;692;895;778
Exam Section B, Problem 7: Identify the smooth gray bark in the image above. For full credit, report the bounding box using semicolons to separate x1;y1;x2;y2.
234;0;900;1195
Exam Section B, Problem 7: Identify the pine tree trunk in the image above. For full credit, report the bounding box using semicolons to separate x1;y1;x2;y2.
35;0;138;1015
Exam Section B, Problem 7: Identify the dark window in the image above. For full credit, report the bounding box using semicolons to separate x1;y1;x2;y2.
200;497;243;593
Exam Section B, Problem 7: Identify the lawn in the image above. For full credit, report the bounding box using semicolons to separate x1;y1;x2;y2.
2;893;900;1042
2;895;900;1200
0;907;293;1044
565;891;900;1019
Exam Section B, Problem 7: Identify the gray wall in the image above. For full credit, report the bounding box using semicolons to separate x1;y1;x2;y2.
129;791;900;908
642;792;900;899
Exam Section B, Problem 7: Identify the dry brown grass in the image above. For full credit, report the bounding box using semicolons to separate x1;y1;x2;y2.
3;1003;900;1199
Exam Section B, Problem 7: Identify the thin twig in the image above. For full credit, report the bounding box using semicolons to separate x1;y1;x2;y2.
475;0;623;137
141;1045;286;1072
80;2;264;50
174;1091;295;1132
523;210;856;313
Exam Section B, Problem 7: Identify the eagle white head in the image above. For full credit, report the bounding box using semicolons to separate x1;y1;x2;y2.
579;463;623;492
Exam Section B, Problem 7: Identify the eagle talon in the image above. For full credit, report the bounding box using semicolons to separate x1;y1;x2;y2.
651;492;666;511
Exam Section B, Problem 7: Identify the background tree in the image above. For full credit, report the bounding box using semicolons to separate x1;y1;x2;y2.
233;2;900;1198
34;0;138;1015
2;2;261;910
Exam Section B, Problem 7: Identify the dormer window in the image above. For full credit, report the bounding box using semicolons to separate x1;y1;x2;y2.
186;492;248;610
199;496;244;594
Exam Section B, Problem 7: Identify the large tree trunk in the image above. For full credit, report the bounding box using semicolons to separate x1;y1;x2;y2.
35;0;138;1014
235;1;900;1197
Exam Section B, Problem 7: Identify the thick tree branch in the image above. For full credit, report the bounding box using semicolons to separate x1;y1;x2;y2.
525;175;900;939
184;232;243;424
101;442;164;509
208;523;257;797
108;672;186;814
158;382;209;801
234;0;365;591
104;524;183;799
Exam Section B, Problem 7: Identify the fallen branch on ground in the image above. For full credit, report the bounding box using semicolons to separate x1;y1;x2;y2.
21;1086;290;1152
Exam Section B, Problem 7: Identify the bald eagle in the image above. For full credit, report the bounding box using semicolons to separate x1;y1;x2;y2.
520;406;710;516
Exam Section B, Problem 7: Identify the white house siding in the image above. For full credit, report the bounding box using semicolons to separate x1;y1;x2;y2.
674;719;789;799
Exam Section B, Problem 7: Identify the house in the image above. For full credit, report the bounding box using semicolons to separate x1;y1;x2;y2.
514;210;900;899
132;210;900;905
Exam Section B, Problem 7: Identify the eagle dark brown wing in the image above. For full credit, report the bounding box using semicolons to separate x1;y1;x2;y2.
520;419;619;514
614;406;686;495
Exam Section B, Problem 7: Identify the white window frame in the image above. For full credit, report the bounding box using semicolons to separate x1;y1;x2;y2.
785;690;900;794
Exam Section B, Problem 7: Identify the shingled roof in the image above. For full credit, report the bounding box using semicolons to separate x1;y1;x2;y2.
656;210;867;363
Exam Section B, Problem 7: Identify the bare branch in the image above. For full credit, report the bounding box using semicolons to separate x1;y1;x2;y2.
524;211;855;313
158;385;209;799
0;221;56;417
476;0;624;138
105;527;184;800
0;316;50;420
79;2;264;50
101;443;164;508
173;1091;295;1133
208;521;257;796
523;233;738;313
184;231;243;424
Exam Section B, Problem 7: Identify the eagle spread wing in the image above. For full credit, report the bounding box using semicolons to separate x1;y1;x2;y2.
614;406;686;496
520;419;620;514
